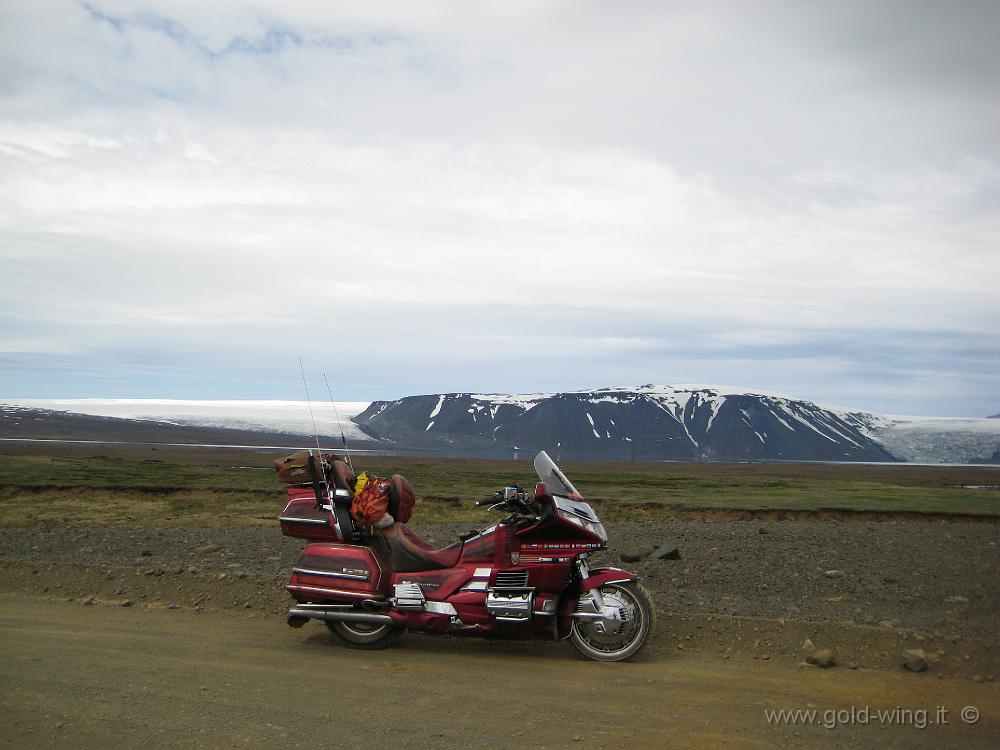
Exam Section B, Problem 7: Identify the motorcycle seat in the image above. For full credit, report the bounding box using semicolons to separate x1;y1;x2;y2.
379;523;463;572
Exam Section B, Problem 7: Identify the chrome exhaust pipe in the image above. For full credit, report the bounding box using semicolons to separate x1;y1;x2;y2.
288;607;393;625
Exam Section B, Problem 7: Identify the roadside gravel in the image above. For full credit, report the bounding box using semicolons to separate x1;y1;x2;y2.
1;518;996;639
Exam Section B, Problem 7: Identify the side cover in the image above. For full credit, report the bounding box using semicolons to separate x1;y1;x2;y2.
287;543;387;602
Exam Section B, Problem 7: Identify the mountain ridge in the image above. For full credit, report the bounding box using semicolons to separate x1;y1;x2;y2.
5;393;998;463
353;384;899;462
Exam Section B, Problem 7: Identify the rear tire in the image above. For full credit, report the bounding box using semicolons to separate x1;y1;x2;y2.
570;581;655;662
325;620;404;650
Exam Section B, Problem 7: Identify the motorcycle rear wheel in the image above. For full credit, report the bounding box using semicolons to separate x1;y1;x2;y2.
570;581;655;662
325;620;404;650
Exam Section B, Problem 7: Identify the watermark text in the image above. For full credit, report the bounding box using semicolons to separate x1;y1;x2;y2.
765;704;980;730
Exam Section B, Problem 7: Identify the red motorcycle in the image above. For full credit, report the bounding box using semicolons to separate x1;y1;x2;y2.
277;451;654;661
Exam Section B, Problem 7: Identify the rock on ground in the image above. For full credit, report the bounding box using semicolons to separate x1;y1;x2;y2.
807;648;837;668
903;649;929;673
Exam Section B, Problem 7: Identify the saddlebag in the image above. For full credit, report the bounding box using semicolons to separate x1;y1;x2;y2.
287;543;387;602
274;451;356;488
274;450;320;484
279;486;357;542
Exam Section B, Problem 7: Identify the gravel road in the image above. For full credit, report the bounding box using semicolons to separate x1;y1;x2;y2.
2;597;998;750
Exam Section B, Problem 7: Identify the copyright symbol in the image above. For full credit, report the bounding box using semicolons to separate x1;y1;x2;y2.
961;706;980;724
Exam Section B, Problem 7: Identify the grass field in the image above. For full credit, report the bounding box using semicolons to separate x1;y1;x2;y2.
0;446;998;527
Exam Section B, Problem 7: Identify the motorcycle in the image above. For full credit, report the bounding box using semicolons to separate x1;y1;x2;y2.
277;450;654;661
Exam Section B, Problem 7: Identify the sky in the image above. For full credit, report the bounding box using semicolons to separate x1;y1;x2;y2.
1;0;997;417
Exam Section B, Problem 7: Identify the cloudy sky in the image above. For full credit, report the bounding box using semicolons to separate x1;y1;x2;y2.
1;1;997;416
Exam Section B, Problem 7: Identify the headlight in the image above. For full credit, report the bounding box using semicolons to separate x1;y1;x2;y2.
587;520;608;542
558;510;607;541
559;509;584;528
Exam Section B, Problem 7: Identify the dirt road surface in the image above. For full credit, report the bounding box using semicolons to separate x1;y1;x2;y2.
1;597;996;749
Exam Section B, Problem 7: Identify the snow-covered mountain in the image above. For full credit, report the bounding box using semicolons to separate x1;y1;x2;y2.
353;385;900;461
5;392;998;463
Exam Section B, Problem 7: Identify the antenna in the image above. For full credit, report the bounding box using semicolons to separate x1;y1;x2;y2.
323;373;354;470
298;357;324;460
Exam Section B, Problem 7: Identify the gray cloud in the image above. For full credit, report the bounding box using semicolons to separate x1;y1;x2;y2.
0;1;997;416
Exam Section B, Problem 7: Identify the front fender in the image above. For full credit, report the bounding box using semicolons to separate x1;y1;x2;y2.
579;567;637;592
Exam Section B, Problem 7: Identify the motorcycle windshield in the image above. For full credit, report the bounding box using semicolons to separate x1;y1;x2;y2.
533;451;581;499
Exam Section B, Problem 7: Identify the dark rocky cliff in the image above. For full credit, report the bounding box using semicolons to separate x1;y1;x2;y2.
353;385;898;461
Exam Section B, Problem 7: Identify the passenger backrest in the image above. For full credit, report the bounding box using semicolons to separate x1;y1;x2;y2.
388;475;416;523
329;459;356;495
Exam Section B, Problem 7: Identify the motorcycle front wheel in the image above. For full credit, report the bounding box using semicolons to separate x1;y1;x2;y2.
325;620;404;650
570;581;655;662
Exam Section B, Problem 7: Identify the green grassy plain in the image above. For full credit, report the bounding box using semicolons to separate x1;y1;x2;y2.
0;446;997;528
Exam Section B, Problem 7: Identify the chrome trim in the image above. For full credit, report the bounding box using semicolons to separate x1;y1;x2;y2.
286;584;370;599
473;567;492;578
392;582;426;610
460;581;488;592
571;588;625;632
425;601;458;616
486;590;533;621
323;543;384;585
535;599;558;615
494;570;530;588
294;602;357;611
292;567;369;581
288;607;392;625
278;516;328;526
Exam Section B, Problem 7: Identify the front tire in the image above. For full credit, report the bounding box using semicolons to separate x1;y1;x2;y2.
570;582;655;662
325;620;404;650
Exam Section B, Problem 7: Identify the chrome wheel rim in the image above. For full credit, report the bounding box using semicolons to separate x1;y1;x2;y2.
573;586;643;655
333;620;393;642
340;622;385;635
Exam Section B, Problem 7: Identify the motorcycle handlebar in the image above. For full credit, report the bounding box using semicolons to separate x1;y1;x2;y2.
475;488;538;513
